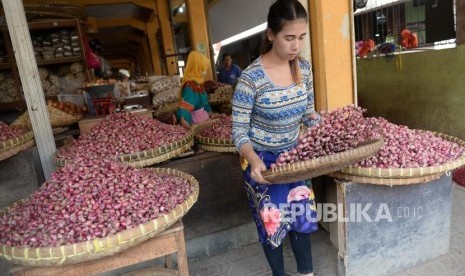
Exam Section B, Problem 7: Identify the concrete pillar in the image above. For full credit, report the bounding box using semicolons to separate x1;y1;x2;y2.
157;0;178;75
457;0;465;45
185;0;213;80
308;0;356;111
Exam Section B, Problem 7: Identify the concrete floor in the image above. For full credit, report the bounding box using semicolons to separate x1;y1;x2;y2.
188;183;465;276
1;172;464;275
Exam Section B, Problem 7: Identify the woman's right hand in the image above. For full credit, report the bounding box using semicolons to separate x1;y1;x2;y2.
180;117;191;130
249;157;270;185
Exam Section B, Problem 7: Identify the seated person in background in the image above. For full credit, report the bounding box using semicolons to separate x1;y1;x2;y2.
217;53;242;85
176;51;214;129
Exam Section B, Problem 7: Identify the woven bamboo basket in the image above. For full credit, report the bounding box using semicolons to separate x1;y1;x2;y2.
0;168;199;267
262;139;384;184
54;132;193;167
193;119;236;153
0;131;34;151
116;132;193;162
198;144;237;153
12;106;83;130
339;131;465;178
0;139;35;162
127;141;194;168
329;171;442;185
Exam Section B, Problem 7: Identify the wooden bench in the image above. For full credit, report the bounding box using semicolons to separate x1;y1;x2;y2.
10;220;188;276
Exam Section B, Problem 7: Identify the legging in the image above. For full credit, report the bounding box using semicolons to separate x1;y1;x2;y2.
262;231;313;276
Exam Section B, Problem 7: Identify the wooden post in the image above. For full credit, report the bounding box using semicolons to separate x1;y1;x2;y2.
146;21;162;75
308;0;355;111
157;0;178;75
298;0;312;62
1;0;56;178
185;0;213;80
457;0;465;45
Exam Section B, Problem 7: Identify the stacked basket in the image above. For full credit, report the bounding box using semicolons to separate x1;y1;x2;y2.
330;132;465;185
193;118;237;153
0;130;35;162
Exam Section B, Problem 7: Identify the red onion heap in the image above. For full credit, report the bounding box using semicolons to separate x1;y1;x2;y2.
272;105;378;168
0;158;194;248
0;122;27;143
56;112;190;161
197;114;232;139
356;117;465;168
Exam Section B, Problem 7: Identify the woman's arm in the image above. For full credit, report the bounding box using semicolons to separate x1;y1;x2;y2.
232;73;270;184
302;62;321;127
176;86;195;127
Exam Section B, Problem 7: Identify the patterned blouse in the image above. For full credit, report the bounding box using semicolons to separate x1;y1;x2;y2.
176;80;212;125
232;56;319;154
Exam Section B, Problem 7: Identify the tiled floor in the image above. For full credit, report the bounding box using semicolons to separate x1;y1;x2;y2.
188;184;465;276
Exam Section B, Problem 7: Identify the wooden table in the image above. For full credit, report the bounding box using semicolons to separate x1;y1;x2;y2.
10;220;188;276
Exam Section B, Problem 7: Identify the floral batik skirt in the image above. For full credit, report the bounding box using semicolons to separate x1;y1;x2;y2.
241;150;318;248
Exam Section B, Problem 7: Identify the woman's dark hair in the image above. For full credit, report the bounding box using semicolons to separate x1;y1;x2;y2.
262;0;308;83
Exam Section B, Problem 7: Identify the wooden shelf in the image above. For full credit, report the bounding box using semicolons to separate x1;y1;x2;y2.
0;19;79;31
0;63;10;70
0;101;26;111
37;56;82;66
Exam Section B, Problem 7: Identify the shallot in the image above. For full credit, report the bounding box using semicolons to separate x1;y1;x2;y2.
0;158;194;248
56;112;190;162
0;122;27;143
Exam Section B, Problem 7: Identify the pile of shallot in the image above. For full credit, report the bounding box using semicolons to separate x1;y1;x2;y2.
197;114;232;139
271;105;465;169
0;121;27;143
0;158;194;247
272;105;378;168
56;112;190;161
356;117;464;168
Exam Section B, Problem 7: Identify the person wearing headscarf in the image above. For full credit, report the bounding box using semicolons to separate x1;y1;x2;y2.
176;51;213;129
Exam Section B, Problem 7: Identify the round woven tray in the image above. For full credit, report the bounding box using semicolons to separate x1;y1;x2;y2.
116;132;193;162
198;144;237;153
0;131;34;150
329;171;442;185
262;139;384;184
0;139;35;162
339;131;465;178
0;168;199;267
55;132;193;167
194;122;233;147
127;140;194;168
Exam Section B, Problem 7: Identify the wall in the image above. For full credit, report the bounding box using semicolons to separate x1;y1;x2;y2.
208;0;274;43
357;45;465;140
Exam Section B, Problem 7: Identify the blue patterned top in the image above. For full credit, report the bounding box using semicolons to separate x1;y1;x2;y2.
232;56;319;154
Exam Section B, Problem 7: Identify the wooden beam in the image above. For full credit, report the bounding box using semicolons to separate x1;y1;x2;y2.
308;0;355;111
88;33;143;43
457;0;465;45
185;0;213;80
1;0;56;178
142;36;154;75
135;0;157;13
157;0;178;75
146;21;162;74
97;18;146;32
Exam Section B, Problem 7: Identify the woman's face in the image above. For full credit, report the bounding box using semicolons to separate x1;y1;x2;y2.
268;19;307;61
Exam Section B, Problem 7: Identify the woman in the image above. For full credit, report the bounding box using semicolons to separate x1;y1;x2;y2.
232;1;320;275
176;51;213;129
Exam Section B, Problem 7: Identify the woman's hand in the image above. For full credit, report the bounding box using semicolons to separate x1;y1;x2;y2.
180;117;191;130
240;143;270;184
249;155;270;185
